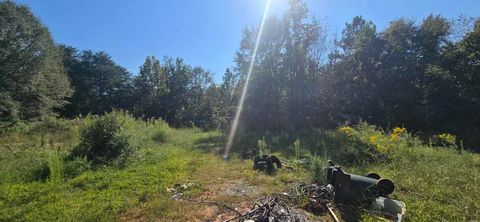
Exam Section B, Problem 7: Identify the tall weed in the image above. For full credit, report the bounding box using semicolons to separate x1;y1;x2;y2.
257;137;269;156
293;138;301;159
47;151;63;184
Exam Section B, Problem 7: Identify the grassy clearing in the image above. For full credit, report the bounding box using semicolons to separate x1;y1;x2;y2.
0;114;479;221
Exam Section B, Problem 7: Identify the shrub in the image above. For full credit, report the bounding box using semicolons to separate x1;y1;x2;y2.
152;130;167;144
325;124;383;166
63;157;91;179
29;157;51;182
69;112;135;167
0;121;30;135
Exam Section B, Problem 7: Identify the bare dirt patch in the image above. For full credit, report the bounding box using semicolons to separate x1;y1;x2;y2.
218;179;260;197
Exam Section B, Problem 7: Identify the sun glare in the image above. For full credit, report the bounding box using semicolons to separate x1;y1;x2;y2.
223;0;273;159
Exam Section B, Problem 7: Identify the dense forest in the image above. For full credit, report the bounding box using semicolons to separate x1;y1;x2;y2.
1;0;479;151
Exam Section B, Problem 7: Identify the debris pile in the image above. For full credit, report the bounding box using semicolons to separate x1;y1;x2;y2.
237;160;406;221
233;195;307;222
169;160;406;221
167;182;196;200
227;183;336;222
301;183;335;216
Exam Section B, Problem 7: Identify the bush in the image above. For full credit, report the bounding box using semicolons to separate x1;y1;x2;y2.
152;130;167;144
69;112;135;167
325;125;383;166
63;157;91;179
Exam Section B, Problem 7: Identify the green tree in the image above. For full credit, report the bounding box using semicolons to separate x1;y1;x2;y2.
217;68;238;130
438;19;480;148
60;47;133;117
0;1;72;121
133;56;216;128
133;56;168;118
325;16;383;125
234;0;327;132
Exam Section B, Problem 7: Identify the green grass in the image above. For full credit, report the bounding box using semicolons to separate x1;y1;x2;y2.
0;115;479;221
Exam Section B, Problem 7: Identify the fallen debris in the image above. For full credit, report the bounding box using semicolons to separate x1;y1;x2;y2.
167;182;196;200
326;160;395;205
169;161;406;222
253;154;282;174
326;160;406;221
326;204;340;222
228;194;308;222
223;182;334;221
367;197;406;222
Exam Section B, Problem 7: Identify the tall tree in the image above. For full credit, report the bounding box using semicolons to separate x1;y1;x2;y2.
133;56;168;118
60;47;133;117
326;16;383;125
234;0;328;131
0;1;72;121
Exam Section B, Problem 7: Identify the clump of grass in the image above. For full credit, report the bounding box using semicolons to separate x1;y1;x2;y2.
32;117;74;148
308;155;327;183
257;137;269;156
293;138;301;159
47;151;63;184
152;130;167;144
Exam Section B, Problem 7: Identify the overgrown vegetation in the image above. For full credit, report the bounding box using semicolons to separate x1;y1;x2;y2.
69;112;135;167
0;116;478;221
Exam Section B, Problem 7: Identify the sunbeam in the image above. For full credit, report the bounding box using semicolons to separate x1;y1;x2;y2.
223;0;273;159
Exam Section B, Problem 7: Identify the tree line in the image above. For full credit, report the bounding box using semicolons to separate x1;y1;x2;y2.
0;1;228;129
235;1;480;150
1;0;480;151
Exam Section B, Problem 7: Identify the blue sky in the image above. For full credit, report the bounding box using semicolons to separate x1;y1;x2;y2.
17;0;480;82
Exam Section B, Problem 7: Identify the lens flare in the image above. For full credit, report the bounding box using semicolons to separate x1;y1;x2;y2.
224;0;272;159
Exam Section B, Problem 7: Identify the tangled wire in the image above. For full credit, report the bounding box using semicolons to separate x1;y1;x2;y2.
169;181;336;222
225;182;335;222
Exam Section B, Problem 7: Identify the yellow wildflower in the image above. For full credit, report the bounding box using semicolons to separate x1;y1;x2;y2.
390;127;407;141
438;133;456;145
392;127;406;135
338;126;355;137
369;135;378;145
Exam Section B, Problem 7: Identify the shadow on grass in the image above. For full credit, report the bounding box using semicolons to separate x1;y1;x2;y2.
334;205;362;222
